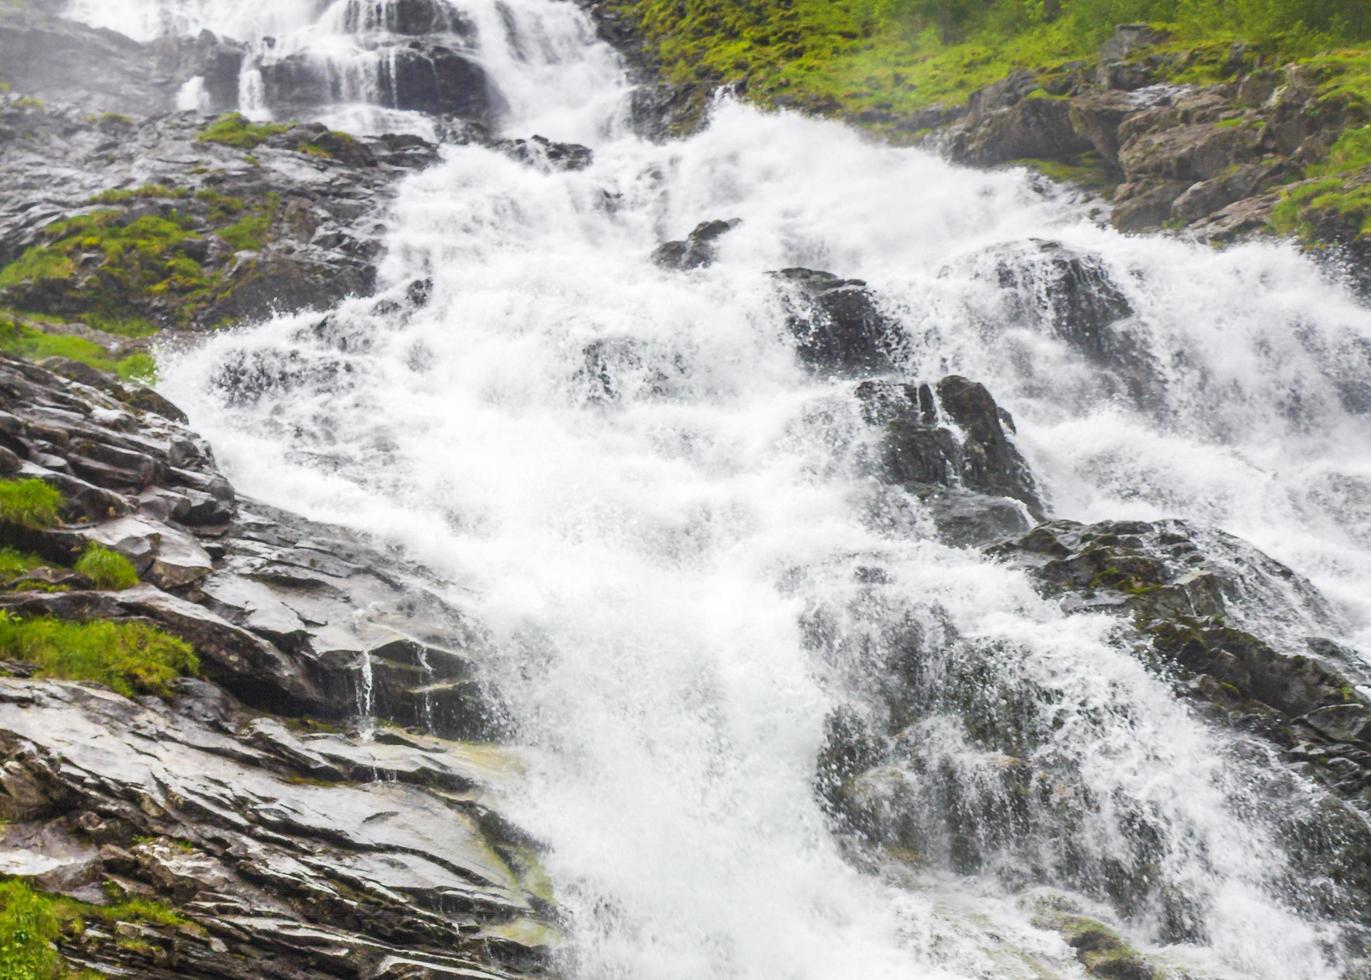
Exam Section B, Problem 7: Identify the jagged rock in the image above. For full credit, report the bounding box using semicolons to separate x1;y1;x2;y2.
651;218;741;271
773;268;902;374
0;355;548;977
856;375;1042;544
948;96;1093;168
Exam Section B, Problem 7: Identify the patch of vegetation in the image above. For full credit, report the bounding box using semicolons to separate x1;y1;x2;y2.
0;878;61;980
0;547;46;580
0;877;190;980
74;544;138;590
614;0;1371;129
0;479;62;529
194;189;245;220
0;317;156;382
0;210;210;317
0;612;199;699
197;112;289;150
1273;124;1371;238
90;184;188;205
297;141;332;159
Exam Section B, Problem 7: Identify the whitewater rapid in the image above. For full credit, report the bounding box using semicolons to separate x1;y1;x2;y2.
63;0;1371;976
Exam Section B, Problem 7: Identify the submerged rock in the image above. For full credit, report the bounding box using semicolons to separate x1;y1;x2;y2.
651;217;741;270
997;518;1371;802
774;268;903;375
857;375;1043;544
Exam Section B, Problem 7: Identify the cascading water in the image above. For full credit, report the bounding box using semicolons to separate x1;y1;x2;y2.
63;0;1371;976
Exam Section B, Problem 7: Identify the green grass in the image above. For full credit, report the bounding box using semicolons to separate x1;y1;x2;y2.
0;318;156;382
0;612;198;699
217;211;271;252
0;480;62;529
1273;123;1371;238
0;879;61;980
74;544;138;590
197;112;290;150
615;0;1371;129
0;877;190;980
0;548;45;580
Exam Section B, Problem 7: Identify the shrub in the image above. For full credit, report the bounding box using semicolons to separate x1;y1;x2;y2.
0;479;63;528
74;544;139;590
0;613;199;699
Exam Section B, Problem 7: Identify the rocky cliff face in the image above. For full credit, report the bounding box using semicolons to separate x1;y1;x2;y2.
0;352;557;978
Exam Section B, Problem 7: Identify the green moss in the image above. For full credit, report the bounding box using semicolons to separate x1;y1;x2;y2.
0;479;63;529
1272;125;1371;239
197;112;289;150
0;612;199;699
1013;152;1118;190
194;190;245;220
90;184;188;205
73;544;138;590
217;211;271;252
614;0;1370;142
296;142;331;159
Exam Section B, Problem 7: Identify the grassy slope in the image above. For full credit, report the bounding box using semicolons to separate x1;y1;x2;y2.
614;0;1371;237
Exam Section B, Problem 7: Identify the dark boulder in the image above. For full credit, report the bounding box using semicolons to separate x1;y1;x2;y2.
259;42;502;122
774;268;902;375
858;376;1043;519
496;134;594;172
651;218;741;271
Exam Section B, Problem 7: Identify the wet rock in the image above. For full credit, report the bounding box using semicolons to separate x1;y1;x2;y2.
773;268;902;375
259;42;501;122
651;218;741;271
995;518;1371;801
0;680;552;979
856;375;1042;544
496;134;594;172
961;239;1160;408
0;355;549;977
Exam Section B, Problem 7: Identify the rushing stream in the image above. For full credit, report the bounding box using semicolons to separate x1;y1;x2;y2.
59;0;1371;976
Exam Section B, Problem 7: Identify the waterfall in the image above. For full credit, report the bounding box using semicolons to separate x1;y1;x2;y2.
61;0;1371;976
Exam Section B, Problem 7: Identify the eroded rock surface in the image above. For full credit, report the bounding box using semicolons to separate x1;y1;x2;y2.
0;101;439;330
0;353;552;977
